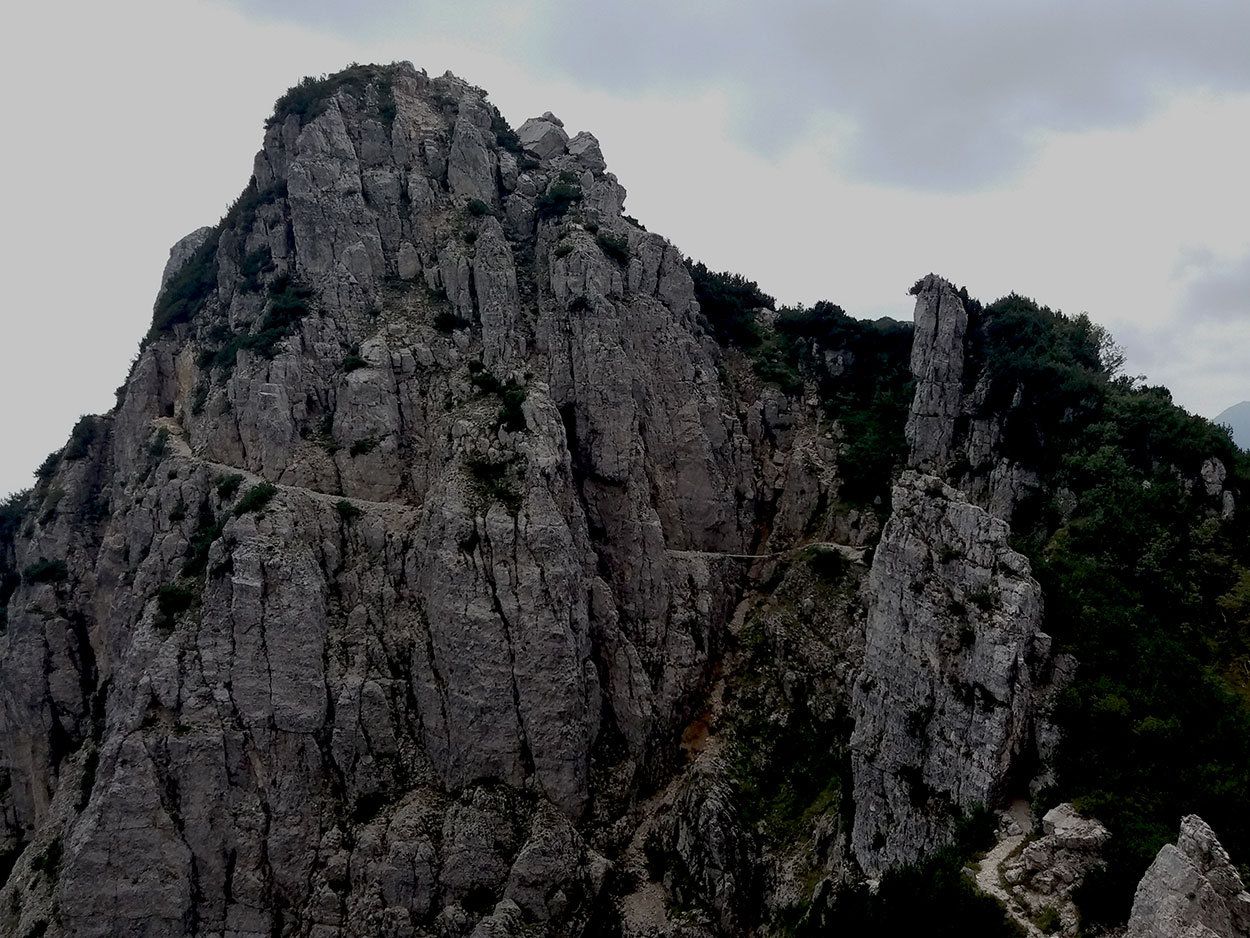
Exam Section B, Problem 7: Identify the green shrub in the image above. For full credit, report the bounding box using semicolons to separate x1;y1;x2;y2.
190;382;209;415
465;198;493;217
804;546;849;585
751;333;804;395
155;582;196;633
686;259;774;349
0;491;28;542
342;349;368;372
809;848;1024;937
64;416;99;461
30;838;61;878
596;231;630;264
466;457;522;512
491;110;523;153
553;241;574;259
182;500;224;577
1032;905;1061;934
34;451;60;481
498;387;527;433
235;482;278;515
642;829;670;881
239;245;274;292
151;229;221;336
37;487;63;525
335;500;363;522
434;310;468;333
216;474;244;500
23;559;67;584
535;173;583;220
200;275;314;373
349;438;379;457
156;583;195;619
267;64;398;129
149;427;170;459
470;366;504;395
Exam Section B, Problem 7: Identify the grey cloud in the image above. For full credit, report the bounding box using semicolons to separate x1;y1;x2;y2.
210;0;1250;190
540;0;1250;189
211;0;510;40
1176;249;1250;323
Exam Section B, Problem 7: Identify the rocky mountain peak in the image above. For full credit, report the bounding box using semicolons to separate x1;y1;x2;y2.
1;59;1246;938
905;274;969;476
1127;815;1250;937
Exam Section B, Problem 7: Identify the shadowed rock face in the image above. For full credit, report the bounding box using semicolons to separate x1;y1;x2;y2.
0;63;853;938
1127;815;1250;938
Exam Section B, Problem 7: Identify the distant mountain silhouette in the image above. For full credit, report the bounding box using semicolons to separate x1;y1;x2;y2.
1214;400;1250;449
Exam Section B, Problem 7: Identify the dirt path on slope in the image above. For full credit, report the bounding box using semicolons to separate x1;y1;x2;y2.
975;800;1045;938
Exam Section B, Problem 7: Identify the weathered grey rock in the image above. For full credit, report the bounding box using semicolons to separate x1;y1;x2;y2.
1202;458;1228;498
850;471;1055;874
567;132;607;173
1127;815;1250;938
1004;803;1110;899
904;274;1040;522
158;226;214;292
0;62;773;938
517;114;569;160
906;275;968;475
448;95;499;203
670;761;757;935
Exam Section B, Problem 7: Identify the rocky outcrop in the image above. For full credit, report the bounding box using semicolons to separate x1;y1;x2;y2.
905;275;1038;521
906;275;968;476
1127;815;1250;938
0;62;782;938
1006;803;1110;901
978;802;1111;937
517;113;569;161
850;471;1055;874
159;226;214;292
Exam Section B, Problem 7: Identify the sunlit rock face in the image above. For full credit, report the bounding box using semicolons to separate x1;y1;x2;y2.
849;471;1056;875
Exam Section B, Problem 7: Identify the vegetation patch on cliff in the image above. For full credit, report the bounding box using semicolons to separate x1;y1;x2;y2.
958;291;1250;927
266;63;399;129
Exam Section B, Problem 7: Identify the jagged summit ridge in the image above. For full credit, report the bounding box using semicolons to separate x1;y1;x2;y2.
0;61;852;938
0;60;1246;938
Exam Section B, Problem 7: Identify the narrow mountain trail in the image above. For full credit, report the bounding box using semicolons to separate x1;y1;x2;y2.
665;542;867;563
975;800;1045;938
155;416;421;520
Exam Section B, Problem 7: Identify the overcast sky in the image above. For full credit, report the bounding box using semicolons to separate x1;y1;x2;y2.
1;0;1247;497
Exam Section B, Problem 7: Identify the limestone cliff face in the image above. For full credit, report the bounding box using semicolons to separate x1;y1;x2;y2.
905;274;1038;522
850;471;1057;874
1126;815;1250;938
0;63;852;938
9;62;1220;938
